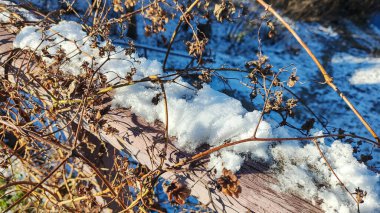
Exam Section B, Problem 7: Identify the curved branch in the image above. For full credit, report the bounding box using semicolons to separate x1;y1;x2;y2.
171;133;377;168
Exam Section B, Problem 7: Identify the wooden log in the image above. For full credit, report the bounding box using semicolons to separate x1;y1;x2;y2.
100;109;322;213
0;26;323;213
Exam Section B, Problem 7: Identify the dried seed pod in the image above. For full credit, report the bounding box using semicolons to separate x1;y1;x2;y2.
274;91;283;106
213;0;236;22
113;0;124;12
353;187;367;203
143;3;169;36
267;20;276;38
250;90;257;99
286;98;298;109
124;0;137;9
217;168;242;198
272;77;281;86
186;36;208;58
264;101;273;113
287;71;299;87
163;179;191;205
198;70;212;83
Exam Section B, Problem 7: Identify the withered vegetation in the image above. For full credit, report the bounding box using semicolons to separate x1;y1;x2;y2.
0;0;378;212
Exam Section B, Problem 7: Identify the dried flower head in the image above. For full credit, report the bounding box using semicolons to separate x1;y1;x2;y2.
286;98;298;110
163;179;191;205
124;0;137;9
198;70;212;83
287;71;299;87
144;3;169;36
213;0;236;22
113;0;124;12
353;187;367;204
186;36;208;58
217;168;242;198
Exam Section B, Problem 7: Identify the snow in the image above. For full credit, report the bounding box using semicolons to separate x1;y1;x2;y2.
272;131;380;212
1;156;24;180
209;150;245;176
0;0;38;22
332;54;380;85
13;26;43;49
115;83;272;153
350;68;380;85
13;20;380;212
0;8;9;23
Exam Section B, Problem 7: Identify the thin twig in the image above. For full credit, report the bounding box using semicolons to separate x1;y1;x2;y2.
312;139;358;204
162;0;201;70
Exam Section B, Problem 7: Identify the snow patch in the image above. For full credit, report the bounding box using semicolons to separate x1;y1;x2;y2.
350;69;380;85
332;53;380;85
271;132;380;212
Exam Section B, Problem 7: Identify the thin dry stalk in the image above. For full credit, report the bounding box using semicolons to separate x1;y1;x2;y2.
255;0;380;145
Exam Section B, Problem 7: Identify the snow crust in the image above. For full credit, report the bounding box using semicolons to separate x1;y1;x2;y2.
13;21;380;212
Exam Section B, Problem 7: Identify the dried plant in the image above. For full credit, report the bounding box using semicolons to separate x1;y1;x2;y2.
0;0;378;212
216;168;242;198
163;179;191;205
353;187;367;204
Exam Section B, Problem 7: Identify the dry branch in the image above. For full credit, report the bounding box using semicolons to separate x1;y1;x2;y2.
255;0;380;145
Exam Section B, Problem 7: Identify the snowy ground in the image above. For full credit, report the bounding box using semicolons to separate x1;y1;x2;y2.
2;0;380;212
